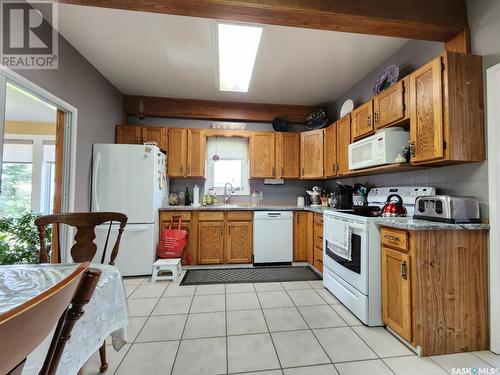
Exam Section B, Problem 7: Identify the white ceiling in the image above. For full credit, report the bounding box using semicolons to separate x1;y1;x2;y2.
58;5;408;106
5;84;56;123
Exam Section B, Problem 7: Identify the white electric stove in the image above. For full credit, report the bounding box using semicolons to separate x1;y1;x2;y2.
323;186;435;326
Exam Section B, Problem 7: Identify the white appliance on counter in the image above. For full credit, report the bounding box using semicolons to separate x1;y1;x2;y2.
348;128;409;170
91;144;168;276
253;211;293;264
323;186;435;326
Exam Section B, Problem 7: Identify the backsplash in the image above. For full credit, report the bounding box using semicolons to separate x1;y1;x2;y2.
325;162;489;218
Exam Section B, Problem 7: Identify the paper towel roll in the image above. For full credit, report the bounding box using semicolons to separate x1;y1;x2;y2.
192;184;200;206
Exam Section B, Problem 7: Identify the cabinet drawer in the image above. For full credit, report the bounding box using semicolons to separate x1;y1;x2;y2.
314;213;324;225
314;248;323;262
160;211;191;222
314;223;323;247
380;227;408;251
199;211;224;221
227;211;253;221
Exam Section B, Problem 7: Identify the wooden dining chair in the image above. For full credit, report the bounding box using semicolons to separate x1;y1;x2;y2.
0;262;101;375
34;212;128;373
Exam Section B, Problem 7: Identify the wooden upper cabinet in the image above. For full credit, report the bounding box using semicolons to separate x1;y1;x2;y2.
187;129;206;178
116;125;141;145
225;221;252;263
336;114;351;175
198;221;224;264
323;123;337;178
143;126;167;150
409;52;484;165
381;246;412;342
250;132;276;178
351;100;374;140
167;128;187;177
275;132;300;179
409;57;444;164
300;129;324;179
374;78;408;129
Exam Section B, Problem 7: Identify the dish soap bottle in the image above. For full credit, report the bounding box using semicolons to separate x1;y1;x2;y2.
251;190;258;206
185;186;191;206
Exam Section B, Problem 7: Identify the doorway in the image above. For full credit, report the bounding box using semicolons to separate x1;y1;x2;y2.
0;67;78;263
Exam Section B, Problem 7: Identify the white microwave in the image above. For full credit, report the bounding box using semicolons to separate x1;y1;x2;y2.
348;128;409;170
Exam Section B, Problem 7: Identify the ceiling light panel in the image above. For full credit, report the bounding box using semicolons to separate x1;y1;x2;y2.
217;23;263;92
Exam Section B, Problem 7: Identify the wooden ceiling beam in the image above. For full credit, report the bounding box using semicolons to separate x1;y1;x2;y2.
123;95;320;124
60;0;467;42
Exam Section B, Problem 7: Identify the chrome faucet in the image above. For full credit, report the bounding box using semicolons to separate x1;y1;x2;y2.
224;183;235;205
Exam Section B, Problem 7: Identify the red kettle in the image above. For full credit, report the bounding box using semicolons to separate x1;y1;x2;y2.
381;194;407;217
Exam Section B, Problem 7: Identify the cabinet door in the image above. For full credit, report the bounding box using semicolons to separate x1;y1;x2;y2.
225;221;252;263
323;123;337;178
167;128;187;177
116;125;141;145
381;246;412;342
275;132;300;179
409;57;444;164
293;212;311;262
374;79;406;129
187;129;206;178
250;132;275;178
336;114;351;175
351;100;374;140
198;221;224;264
300;129;324;179
143;126;167;150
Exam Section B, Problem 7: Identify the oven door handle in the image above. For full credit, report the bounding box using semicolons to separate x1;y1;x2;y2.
324;218;368;232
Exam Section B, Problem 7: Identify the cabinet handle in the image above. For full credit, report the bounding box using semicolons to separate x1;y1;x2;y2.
409;142;416;157
281;167;284;177
134;136;139;144
374;112;379;124
297;215;300;224
228;225;231;235
367;115;371;126
301;167;304;176
332;163;335;172
272;166;275;177
220;226;223;236
187;165;190;175
401;261;408;280
384;234;400;242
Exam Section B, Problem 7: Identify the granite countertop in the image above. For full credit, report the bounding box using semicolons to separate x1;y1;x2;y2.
376;218;490;231
160;204;329;214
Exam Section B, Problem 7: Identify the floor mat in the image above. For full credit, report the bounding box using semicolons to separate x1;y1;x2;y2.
180;266;321;285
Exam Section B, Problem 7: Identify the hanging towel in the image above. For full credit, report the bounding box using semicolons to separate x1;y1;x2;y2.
325;217;352;261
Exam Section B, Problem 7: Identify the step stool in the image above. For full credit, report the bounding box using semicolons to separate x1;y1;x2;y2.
151;258;182;283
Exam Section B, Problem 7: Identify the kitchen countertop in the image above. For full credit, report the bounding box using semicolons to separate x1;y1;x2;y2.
160;204;329;213
160;205;489;230
377;218;490;231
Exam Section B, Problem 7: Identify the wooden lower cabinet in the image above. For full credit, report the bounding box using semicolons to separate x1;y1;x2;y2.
159;211;195;265
380;227;488;356
381;246;411;342
198;221;225;264
225;221;253;263
293;212;312;262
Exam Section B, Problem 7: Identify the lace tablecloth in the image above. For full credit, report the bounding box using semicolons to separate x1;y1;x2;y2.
0;263;129;375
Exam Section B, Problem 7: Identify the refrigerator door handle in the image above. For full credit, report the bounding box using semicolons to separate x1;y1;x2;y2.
92;151;101;212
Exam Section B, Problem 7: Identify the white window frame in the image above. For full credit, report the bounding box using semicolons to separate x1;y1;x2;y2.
206;159;250;196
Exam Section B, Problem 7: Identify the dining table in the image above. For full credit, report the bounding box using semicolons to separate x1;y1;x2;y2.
0;263;129;375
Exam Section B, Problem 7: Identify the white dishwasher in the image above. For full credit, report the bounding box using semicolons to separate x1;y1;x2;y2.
253;211;293;264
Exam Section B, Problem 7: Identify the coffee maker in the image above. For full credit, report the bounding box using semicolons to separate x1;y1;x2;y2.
333;182;353;209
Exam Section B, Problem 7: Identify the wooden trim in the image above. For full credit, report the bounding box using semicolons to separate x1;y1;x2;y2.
204;129;252;138
445;28;471;53
51;109;65;263
123;95;319;124
60;0;467;41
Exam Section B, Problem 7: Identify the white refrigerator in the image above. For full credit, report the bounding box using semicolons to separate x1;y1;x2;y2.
91;144;168;276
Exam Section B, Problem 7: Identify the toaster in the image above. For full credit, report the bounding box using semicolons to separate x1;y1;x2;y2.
413;195;481;224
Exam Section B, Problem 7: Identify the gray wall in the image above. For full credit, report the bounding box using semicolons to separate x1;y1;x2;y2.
15;34;122;211
326;40;444;121
468;0;500;69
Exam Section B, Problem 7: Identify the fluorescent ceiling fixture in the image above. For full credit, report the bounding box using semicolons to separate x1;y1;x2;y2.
217;23;263;92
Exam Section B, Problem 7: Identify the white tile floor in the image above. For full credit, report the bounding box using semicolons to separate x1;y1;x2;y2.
83;278;500;375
